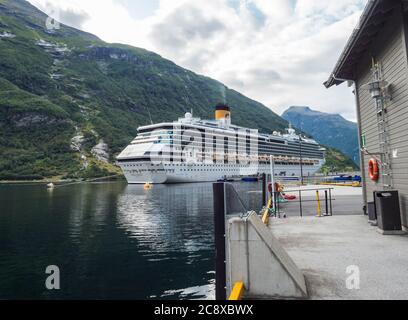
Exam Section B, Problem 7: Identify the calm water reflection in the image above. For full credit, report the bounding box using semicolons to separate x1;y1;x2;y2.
0;181;261;300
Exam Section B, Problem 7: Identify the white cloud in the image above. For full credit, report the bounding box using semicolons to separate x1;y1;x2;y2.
27;0;368;121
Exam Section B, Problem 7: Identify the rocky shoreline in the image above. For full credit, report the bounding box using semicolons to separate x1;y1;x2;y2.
0;175;125;185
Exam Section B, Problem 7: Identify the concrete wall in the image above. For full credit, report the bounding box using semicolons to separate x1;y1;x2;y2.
355;4;408;228
227;213;307;299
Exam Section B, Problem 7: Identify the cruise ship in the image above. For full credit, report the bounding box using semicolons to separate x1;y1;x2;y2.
117;104;325;184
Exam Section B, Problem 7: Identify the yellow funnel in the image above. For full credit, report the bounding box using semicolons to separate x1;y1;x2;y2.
215;104;231;120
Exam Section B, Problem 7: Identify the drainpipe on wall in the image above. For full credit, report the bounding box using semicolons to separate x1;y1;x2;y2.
330;74;368;214
353;80;368;213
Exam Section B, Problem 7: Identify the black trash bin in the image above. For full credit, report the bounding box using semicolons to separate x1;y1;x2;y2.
374;191;402;234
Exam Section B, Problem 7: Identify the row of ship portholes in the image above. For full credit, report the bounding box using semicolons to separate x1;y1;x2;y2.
125;169;300;177
122;163;262;168
121;162;317;168
126;168;248;174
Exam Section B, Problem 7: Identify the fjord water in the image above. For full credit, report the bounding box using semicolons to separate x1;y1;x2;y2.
0;181;261;300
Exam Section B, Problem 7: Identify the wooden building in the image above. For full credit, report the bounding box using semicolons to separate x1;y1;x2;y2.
325;0;408;230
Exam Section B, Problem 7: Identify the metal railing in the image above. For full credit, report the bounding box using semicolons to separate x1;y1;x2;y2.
280;187;334;217
260;174;335;218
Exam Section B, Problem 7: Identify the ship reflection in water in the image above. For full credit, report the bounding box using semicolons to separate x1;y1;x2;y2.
0;181;262;300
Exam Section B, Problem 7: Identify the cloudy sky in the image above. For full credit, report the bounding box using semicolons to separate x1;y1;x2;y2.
28;0;368;121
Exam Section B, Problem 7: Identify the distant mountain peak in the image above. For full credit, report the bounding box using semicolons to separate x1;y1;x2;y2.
282;106;360;166
283;106;355;124
287;106;311;111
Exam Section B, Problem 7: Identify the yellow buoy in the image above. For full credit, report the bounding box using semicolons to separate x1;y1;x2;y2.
144;183;152;190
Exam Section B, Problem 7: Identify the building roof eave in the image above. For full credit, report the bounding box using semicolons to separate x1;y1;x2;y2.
324;0;397;89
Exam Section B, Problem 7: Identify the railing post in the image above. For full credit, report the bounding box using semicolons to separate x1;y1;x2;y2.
299;190;303;217
262;173;266;207
213;182;227;300
329;188;333;216
316;190;321;217
325;190;329;216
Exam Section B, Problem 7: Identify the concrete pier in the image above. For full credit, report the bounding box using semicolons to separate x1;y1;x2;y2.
225;185;408;300
227;213;307;299
270;215;408;300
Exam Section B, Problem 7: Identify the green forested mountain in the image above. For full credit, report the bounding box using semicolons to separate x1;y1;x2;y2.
0;0;289;180
0;0;354;180
320;146;359;173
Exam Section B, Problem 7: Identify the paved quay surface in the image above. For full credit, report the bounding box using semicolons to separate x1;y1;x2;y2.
269;215;408;300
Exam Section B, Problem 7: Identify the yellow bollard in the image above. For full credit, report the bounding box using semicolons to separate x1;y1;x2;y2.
316;190;321;217
262;198;272;226
229;282;245;300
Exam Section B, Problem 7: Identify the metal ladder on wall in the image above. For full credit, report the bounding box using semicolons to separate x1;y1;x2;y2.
372;62;393;189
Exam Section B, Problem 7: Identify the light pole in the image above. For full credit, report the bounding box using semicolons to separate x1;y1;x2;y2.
299;136;304;185
270;155;276;213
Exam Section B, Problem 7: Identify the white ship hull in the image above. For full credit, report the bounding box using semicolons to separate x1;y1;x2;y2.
117;107;326;185
119;161;324;184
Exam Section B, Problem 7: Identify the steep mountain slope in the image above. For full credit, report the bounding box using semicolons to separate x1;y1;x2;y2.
0;0;289;180
282;106;360;166
320;146;359;173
